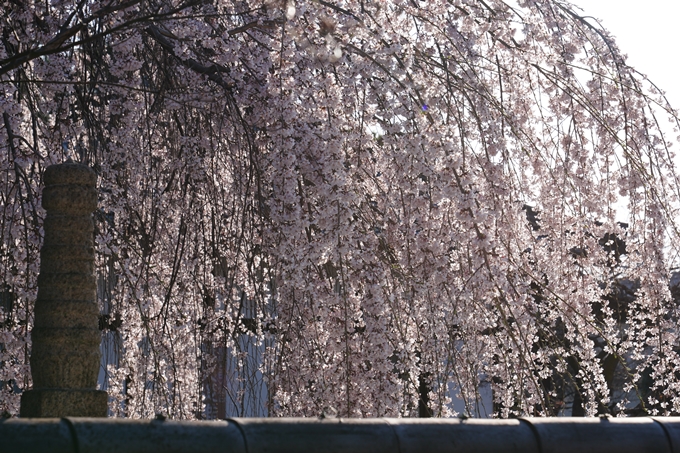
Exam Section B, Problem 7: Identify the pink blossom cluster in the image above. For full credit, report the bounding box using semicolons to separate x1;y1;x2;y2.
1;0;680;418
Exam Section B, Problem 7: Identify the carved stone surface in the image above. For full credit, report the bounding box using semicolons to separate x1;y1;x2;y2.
20;162;107;418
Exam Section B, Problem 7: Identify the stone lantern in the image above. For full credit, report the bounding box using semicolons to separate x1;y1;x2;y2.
20;162;107;417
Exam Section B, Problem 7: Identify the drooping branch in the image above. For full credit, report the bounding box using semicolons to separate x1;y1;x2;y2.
0;0;204;77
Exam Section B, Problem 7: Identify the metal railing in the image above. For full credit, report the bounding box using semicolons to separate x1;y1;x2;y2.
2;416;680;453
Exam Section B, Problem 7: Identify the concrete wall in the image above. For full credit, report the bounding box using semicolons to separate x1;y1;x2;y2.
2;416;680;453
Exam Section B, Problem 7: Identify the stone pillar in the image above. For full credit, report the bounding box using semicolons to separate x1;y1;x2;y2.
20;162;107;417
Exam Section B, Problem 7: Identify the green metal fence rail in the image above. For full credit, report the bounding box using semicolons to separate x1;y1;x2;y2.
2;416;680;453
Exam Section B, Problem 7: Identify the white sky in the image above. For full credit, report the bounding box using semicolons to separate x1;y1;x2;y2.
570;0;680;108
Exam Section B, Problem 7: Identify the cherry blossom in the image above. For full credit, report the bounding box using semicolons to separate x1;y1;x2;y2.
1;0;680;418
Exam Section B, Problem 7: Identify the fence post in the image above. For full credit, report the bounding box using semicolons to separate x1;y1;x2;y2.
20;162;107;417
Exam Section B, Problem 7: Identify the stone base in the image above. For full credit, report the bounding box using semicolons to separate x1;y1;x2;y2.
20;389;108;418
